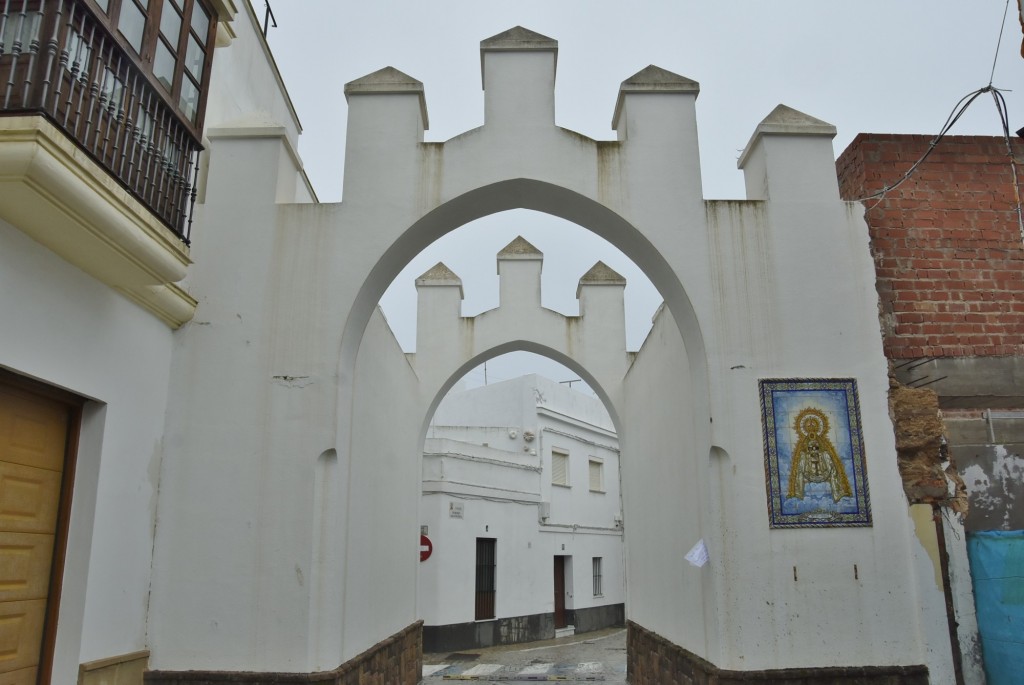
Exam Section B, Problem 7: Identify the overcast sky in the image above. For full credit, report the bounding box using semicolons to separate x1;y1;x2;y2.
259;1;1022;390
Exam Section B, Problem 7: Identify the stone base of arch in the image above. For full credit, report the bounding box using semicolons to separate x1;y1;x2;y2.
627;622;929;685
144;621;422;685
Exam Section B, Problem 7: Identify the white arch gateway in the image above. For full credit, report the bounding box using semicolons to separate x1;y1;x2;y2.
149;27;951;685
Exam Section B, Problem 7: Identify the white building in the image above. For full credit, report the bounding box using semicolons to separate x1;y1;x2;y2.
419;374;625;651
0;2;315;683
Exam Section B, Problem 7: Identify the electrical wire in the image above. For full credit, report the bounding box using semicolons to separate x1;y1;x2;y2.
989;85;1024;243
990;0;1012;86
855;85;1023;236
857;87;993;208
855;3;1024;231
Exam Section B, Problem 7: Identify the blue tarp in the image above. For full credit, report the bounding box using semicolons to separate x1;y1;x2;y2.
967;530;1024;685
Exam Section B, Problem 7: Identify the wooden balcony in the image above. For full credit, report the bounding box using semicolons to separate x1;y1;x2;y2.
0;0;233;327
0;0;203;241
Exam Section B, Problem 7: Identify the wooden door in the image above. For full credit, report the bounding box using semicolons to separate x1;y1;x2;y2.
0;380;75;685
553;556;566;629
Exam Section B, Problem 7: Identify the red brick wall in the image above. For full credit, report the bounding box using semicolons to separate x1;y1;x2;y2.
145;621;422;685
836;134;1024;359
627;622;930;685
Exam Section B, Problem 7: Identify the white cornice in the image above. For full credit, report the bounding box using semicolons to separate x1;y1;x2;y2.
0;116;196;328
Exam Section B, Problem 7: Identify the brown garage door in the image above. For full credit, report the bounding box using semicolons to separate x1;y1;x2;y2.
0;377;78;685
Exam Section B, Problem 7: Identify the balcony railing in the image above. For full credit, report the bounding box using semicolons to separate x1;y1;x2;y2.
0;0;200;242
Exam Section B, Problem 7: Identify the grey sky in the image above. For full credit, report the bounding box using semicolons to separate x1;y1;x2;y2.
260;1;1022;388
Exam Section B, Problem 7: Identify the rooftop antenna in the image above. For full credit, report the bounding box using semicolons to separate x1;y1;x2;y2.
263;1;277;38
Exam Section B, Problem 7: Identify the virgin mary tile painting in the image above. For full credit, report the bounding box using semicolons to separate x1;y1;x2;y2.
759;378;872;528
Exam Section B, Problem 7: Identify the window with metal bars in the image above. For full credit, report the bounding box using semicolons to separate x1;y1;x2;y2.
592;557;602;597
475;538;496;620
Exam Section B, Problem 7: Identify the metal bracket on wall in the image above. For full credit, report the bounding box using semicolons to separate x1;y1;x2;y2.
983;409;1024;443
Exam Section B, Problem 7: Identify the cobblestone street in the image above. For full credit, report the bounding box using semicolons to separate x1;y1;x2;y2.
421;628;627;683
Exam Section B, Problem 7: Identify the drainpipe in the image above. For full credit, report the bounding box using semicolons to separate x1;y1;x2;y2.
933;505;965;685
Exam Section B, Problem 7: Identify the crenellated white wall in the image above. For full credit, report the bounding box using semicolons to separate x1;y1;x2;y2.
144;22;954;685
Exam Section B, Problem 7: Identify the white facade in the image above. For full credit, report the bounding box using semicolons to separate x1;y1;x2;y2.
0;11;967;685
419;375;625;647
0;3;315;683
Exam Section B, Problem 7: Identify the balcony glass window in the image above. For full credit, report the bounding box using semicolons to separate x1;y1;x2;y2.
179;76;198;121
89;0;216;129
100;68;125;112
65;29;93;79
1;12;41;54
159;0;181;43
118;0;146;53
135;109;155;143
190;4;209;43
154;41;175;90
184;34;203;78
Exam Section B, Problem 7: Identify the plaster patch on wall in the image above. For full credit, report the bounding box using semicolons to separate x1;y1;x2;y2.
271;375;313;388
909;503;942;588
962;446;1023;529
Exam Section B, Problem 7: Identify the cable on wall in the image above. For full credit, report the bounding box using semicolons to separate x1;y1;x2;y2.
855;86;997;208
852;3;1024;239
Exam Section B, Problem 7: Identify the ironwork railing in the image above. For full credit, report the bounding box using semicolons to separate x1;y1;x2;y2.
0;0;200;242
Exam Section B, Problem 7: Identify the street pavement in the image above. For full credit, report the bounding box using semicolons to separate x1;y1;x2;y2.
421;627;627;683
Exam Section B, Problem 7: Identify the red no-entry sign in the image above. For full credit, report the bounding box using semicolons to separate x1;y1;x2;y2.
420;534;433;562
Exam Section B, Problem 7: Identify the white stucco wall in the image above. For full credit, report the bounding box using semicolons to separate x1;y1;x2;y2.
0;220;175;684
143;4;329;669
340;309;423;662
204;6;303;154
694;187;954;680
140;23;955;684
621;305;710;656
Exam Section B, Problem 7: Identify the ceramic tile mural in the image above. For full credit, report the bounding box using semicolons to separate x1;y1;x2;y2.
759;378;872;528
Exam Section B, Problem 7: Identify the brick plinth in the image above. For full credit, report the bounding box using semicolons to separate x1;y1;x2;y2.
627;622;929;685
145;621;422;685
